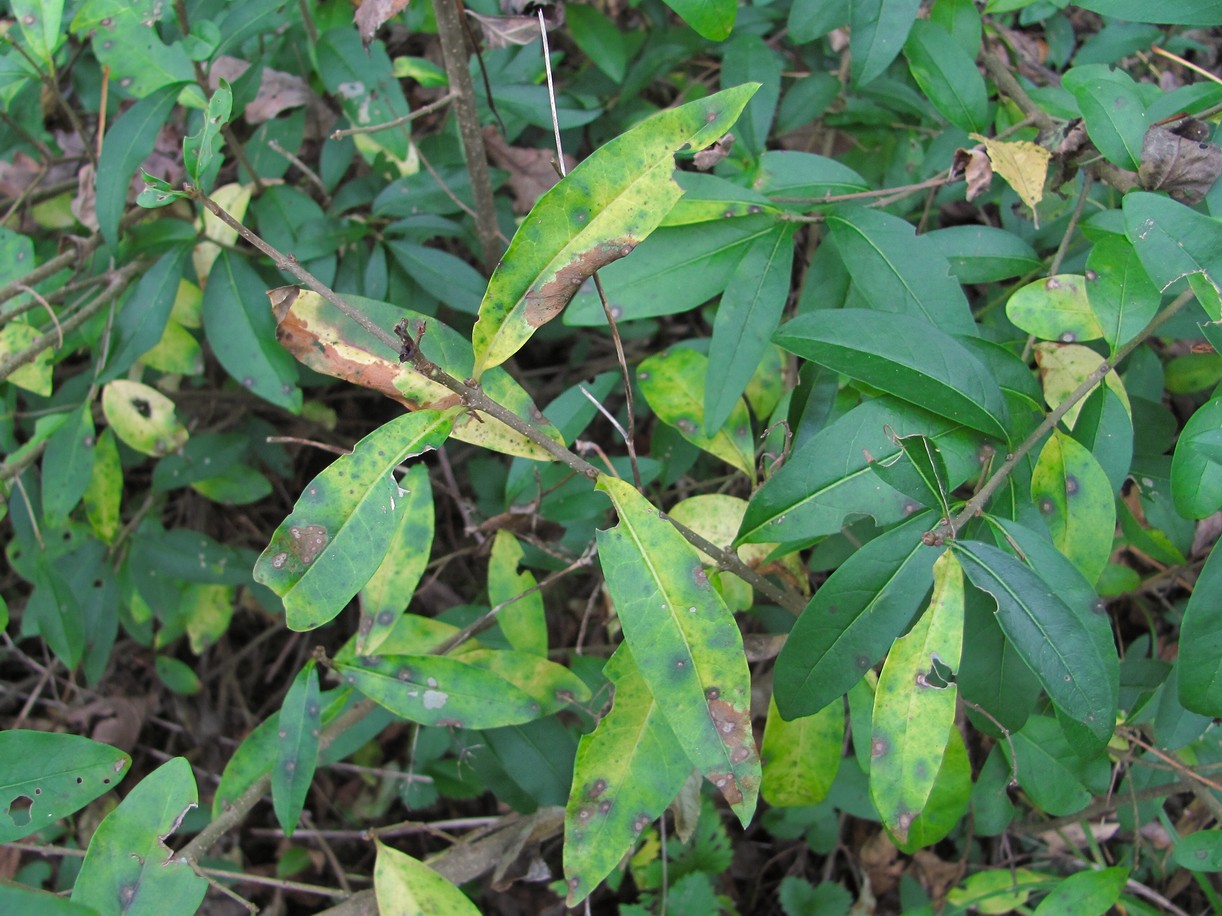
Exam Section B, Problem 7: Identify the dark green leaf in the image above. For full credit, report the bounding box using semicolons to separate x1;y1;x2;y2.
1073;0;1221;25
924;225;1041;283
1085;236;1160;352
1171;396;1222;519
1124;191;1222;321
103;246;190;381
721;34;782;157
273;661;321;836
315;28;411;160
903;20;988;133
1178;540;1222;716
41;403;96;525
774;512;940;719
851;0;921;87
774;309;1009;440
1063;65;1147;171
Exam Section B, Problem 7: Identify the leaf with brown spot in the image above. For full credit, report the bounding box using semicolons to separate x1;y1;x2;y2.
595;475;761;826
1138;123;1222;205
268;288;564;460
563;646;693;906
471;84;759;377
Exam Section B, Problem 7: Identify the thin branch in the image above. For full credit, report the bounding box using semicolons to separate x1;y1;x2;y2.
982;47;1056;135
268;139;331;206
936;289;1198;541
329;91;459;139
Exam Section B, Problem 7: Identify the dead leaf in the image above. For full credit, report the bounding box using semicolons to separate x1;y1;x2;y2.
1138;122;1222;205
354;0;411;47
73;163;99;230
466;3;564;48
858;828;904;897
483;127;572;213
67;696;154;753
210;57;313;124
952;145;993;201
693;133;735;171
911;848;965;902
971;133;1051;214
1037;820;1119;853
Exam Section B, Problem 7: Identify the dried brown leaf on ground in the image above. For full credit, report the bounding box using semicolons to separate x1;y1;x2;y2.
1139;121;1222;204
483;127;574;213
354;0;411;46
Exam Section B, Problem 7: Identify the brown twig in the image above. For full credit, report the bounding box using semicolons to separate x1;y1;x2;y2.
329;91;459;139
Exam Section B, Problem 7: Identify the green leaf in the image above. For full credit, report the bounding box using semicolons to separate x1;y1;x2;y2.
336;653;551;728
738;398;985;545
315;28;411;160
11;0;65;66
638;347;755;480
869;432;953;519
564;215;778;325
489;530;547;656
1124;191;1222;321
357;463;434;655
825;207;976;335
953;540;1117;743
95;82;184;250
1171;396;1222;520
100;380;188;458
773;512;941;718
72;757;206;914
0;731;130;843
896;726;971;852
1063;65;1147;171
1174;829;1222;872
870;550;964;844
384;240;486;315
902;20;988;133
563;646;693;906
1007;275;1105;344
721;34;782;157
83;427;122;543
374;839;479;915
41;403;96;525
254;410;455;631
183;79;232;191
0;884;94;915
103;247;191;381
80;9;194;99
567;4;628;82
774;310;1009;441
596;474;761;825
154;656;201;695
273;660;321;837
760;693;844;808
705;224;795;434
1085;237;1160;352
661;0;736;40
1033;866;1128;915
1031;430;1116;584
851;0;921;87
471;84;759;376
925;225;1041;283
1004;715;1100;816
202;249;302;411
1178;540;1222;716
1073;0;1220;25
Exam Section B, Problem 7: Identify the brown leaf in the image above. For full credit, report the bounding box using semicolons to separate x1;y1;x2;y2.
971;133;1051;212
482;127;572;213
692;133;735;171
467;3;564;48
211;57;313;124
1138;122;1222;205
354;0;411;47
952;145;993;201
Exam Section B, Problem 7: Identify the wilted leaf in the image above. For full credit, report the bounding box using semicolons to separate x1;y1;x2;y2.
970;133;1051;213
953;145;993;201
1138;123;1222;204
355;0;411;46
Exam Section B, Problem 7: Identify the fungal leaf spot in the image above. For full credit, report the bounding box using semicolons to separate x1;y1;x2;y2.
288;524;328;564
523;239;637;327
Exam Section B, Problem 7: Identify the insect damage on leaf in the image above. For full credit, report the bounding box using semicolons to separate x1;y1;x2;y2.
523;239;637;327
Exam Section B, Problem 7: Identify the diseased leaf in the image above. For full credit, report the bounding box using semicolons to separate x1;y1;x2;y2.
1124;191;1222;321
871;550;964;844
472;85;759;376
773;512;941;719
970;134;1051;212
1007;275;1104;344
1034;342;1130;431
774;310;1009;441
357;463;434;655
953;540;1117;743
564;647;693;906
1031;430;1116;584
489;530;547;656
596;475;760;825
355;0;411;46
270;287;564;460
374;840;480;915
71;757;206;914
253;410;456;631
637;347;756;481
272;660;321;837
760;694;843;808
101;380;188;458
0;731;130;843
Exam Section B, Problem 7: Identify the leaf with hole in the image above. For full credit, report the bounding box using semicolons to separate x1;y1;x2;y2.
100;379;188;458
71;757;206;914
596;474;760;825
471;84;758;376
254;409;455;631
0;731;130;843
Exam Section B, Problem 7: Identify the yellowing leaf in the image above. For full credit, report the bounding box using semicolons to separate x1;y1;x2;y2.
374;840;479;916
101;380;189;457
971;134;1051;212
